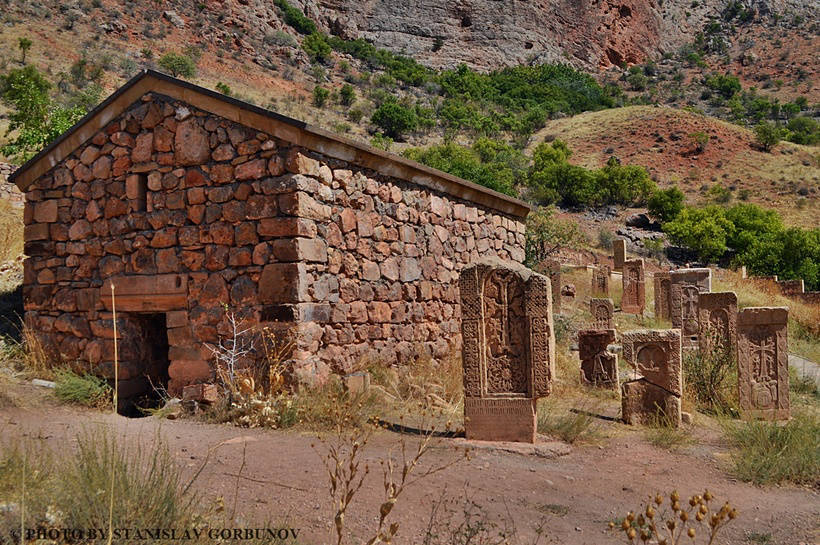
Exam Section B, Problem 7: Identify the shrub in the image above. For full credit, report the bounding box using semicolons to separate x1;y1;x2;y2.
683;343;737;412
785;116;820;145
53;367;111;407
347;107;364;123
302;32;331;63
648;186;685;223
339;83;355;106
722;411;819;485
627;70;648;91
703;73;741;98
402;140;520;196
312;85;329;107
264;29;297;47
690;131;709;152
525;206;585;266
707;183;732;203
371;101;417;140
273;0;317;34
663;206;734;262
537;400;601;444
597;228;615;250
157;52;196;78
215;81;231;96
754;121;780;151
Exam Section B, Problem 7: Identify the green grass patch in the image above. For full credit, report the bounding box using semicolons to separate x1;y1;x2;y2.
53;367;111;407
722;411;819;486
643;412;694;451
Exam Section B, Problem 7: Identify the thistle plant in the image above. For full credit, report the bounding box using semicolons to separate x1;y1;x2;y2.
610;489;738;544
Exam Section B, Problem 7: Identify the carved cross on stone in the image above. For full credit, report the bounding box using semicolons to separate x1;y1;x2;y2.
459;258;555;443
738;307;789;420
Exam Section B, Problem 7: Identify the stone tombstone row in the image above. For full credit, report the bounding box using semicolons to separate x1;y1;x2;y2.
697;292;738;357
613;238;626;272
621;329;682;426
653;271;671;321
738;307;789;420
591;265;610;296
460;259;555;443
590;298;614;329
670;268;711;340
579;329;618;390
621;258;645;315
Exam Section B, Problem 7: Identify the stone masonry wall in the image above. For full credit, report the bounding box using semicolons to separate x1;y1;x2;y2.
22;93;525;394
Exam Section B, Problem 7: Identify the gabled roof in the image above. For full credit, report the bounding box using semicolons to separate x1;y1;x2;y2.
9;70;530;218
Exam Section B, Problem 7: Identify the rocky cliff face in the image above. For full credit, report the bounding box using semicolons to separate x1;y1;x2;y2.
299;0;813;70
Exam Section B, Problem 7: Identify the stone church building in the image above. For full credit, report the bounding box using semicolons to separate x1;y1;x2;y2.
10;70;529;403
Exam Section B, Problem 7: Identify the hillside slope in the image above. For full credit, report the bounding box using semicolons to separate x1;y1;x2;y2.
531;106;819;226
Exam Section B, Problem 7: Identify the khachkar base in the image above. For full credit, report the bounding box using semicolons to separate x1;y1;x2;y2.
738;307;790;421
464;397;537;442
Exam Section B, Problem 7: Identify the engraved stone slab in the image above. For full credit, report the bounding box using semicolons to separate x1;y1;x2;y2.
621;259;645;315
621;328;682;427
464;397;537;443
579;329;618;389
737;307;789;420
590;298;614;329
539;259;562;315
622;329;682;397
591;265;610;296
613;239;626;271
653;272;671;321
697;292;737;357
670;268;711;338
459;259;555;442
622;378;682;426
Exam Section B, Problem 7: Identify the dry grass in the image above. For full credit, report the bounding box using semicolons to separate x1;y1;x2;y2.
0;200;23;264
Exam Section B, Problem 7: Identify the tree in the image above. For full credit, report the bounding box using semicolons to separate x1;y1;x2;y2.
371;101;418;140
339;83;355;107
0;65;85;162
648;186;685;223
157;52;197;79
754;121;780;152
525;206;585;267
302;32;331;64
17;37;32;64
663;206;734;262
312;85;329;108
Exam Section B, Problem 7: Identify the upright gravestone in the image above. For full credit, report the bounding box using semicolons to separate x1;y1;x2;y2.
737;307;789;420
460;259;555;442
579;329;618;389
613;239;626;272
621;259;645;315
592;265;610;296
621;329;682;426
697;292;738;357
653;271;671;321
539;259;562;315
670;268;711;342
590;298;614;329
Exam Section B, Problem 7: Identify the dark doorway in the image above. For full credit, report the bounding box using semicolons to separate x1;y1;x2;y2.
117;313;170;417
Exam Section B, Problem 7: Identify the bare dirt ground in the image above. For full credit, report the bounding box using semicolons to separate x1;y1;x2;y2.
1;379;817;545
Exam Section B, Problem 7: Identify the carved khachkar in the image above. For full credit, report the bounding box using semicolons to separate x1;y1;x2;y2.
459;259;555;442
590;298;614;329
697;292;738;358
670;268;711;341
653;272;671;321
579;329;618;389
621;329;682;426
621;259;645;315
613;239;626;272
538;259;562;315
737;307;789;420
591;265;610;296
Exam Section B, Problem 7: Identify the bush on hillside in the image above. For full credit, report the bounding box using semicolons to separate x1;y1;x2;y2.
785;116;820;145
754;121;781;151
273;0;317;34
371;101;418;140
402;140;521;196
302;32;331;64
648;186;685;223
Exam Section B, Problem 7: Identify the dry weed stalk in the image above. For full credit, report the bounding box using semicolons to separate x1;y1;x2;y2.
316;403;466;545
610;490;738;544
207;309;255;392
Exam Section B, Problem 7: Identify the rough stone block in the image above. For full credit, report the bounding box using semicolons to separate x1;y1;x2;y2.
259;263;307;303
464;397;537;443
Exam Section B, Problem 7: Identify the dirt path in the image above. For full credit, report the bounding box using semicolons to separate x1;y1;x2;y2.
1;393;817;545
